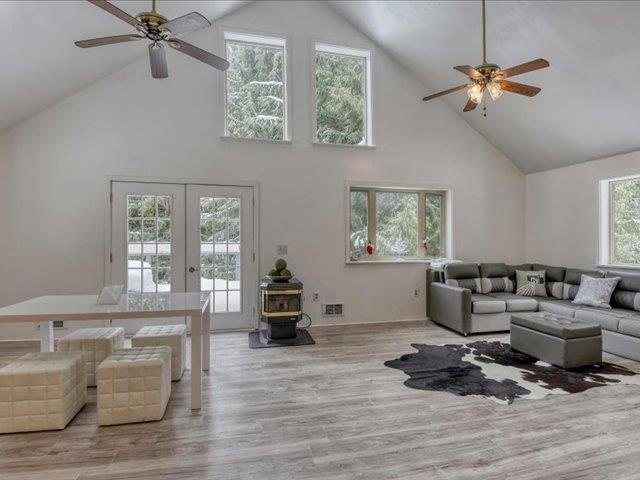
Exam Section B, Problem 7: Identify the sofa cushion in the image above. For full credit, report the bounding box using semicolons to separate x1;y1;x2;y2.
480;263;513;294
445;263;481;293
618;316;640;338
537;298;579;317
574;307;631;332
480;277;514;294
486;292;538;312
444;263;479;279
564;268;604;285
480;263;508;278
531;264;566;299
610;290;640;312
446;277;481;293
562;268;604;300
606;270;640;292
506;264;532;277
606;270;640;311
471;294;506;314
532;264;566;282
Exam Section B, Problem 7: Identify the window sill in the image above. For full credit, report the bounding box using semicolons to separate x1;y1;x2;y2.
313;141;376;149
346;258;434;265
597;264;640;271
221;135;292;145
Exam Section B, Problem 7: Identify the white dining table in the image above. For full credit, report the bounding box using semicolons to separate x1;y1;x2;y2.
0;292;211;410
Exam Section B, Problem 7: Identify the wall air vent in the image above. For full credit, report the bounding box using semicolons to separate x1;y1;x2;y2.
321;303;344;317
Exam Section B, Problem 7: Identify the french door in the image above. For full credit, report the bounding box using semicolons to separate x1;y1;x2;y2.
110;181;255;333
186;185;254;331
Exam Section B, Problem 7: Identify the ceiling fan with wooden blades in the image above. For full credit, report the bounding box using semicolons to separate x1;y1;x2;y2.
74;0;229;79
422;0;549;113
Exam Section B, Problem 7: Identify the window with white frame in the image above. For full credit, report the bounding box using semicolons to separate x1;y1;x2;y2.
224;31;289;141
348;186;446;262
599;175;640;266
314;43;372;146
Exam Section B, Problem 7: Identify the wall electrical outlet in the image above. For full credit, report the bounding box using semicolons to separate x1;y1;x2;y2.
312;292;319;301
277;244;288;255
413;288;420;298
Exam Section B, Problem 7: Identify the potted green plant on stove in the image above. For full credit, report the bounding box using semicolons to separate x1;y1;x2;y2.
267;258;293;282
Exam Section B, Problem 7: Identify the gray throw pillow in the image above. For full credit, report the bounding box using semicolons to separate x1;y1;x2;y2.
572;275;620;309
515;270;547;297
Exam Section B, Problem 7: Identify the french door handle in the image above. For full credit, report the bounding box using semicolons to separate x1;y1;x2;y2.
188;266;199;273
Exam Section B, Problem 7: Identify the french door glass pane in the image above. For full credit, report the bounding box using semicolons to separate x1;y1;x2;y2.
375;192;418;257
127;195;172;293
200;197;241;313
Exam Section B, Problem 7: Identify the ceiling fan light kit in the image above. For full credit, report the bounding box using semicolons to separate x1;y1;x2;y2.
422;0;549;113
74;0;229;79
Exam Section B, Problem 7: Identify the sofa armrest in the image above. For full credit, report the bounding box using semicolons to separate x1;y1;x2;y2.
429;283;472;335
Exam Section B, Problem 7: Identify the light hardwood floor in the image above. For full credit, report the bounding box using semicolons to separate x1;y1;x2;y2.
2;320;640;480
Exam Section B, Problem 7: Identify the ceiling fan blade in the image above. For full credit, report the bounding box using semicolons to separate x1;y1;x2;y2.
149;43;168;79
500;80;541;97
499;58;549;78
160;12;211;37
454;65;483;80
87;0;145;30
167;39;229;71
463;99;478;112
75;34;143;48
422;84;468;102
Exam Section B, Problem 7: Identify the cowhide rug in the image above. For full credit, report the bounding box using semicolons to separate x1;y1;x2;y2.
384;341;640;404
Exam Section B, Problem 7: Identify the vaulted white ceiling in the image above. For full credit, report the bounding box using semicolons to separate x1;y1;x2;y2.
329;0;640;173
0;0;247;133
2;1;640;173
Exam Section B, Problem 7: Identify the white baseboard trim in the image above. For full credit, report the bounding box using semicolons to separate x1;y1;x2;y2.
309;317;428;328
0;339;40;348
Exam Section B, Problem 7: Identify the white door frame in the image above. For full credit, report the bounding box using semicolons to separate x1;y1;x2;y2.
105;175;261;330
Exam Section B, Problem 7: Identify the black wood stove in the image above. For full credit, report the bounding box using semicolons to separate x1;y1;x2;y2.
248;277;315;348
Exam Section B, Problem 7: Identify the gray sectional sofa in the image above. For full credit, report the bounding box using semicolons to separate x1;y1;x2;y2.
427;262;640;361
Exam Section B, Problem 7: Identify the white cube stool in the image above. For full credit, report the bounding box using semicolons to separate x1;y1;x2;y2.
0;352;87;433
57;327;124;387
132;324;187;381
97;346;171;426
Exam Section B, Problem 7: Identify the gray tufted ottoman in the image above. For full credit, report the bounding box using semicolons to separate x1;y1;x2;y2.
510;311;602;369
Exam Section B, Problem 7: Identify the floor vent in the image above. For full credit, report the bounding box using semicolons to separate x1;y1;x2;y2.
322;303;344;317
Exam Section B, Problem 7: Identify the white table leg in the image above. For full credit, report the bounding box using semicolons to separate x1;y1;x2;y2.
190;313;202;410
39;321;54;352
202;303;210;372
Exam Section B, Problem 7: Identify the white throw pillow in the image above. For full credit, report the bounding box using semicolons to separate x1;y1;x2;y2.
572;275;620;309
515;270;547;297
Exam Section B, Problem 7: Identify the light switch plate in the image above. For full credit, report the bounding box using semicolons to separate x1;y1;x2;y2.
277;244;288;255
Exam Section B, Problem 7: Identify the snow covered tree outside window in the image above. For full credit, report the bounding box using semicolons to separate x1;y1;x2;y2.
611;177;640;265
315;44;370;145
348;187;446;261
376;192;418;257
350;190;368;258
425;193;443;257
225;38;285;140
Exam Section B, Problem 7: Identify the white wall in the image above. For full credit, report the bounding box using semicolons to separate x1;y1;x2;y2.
0;0;525;340
526;150;640;268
